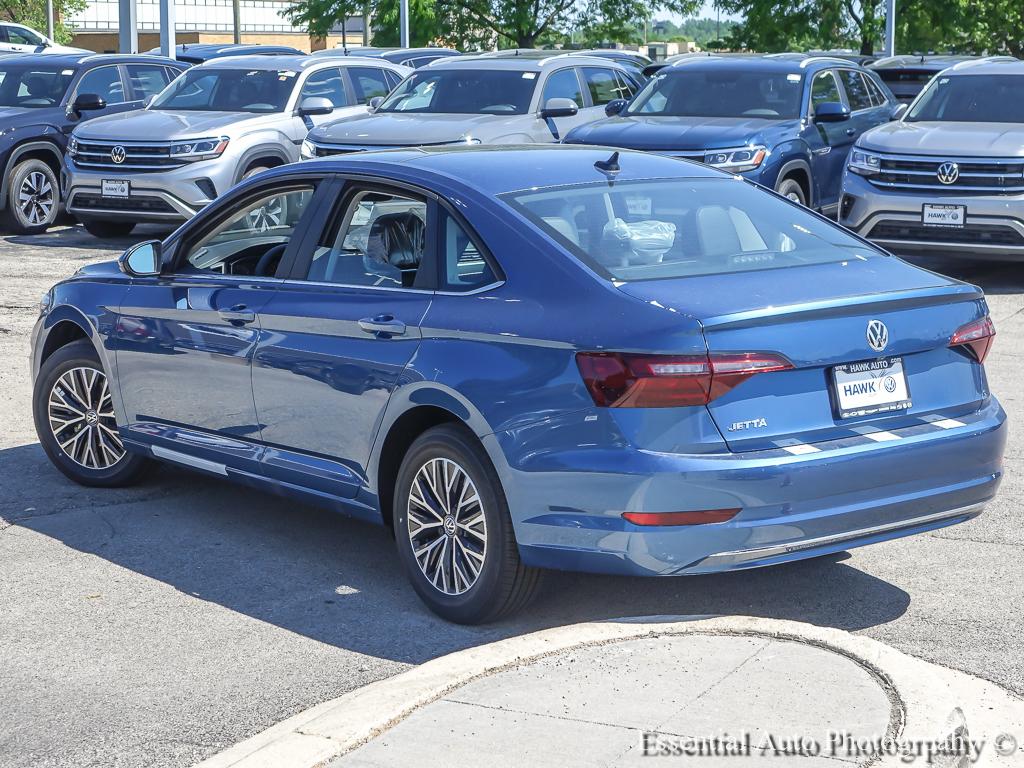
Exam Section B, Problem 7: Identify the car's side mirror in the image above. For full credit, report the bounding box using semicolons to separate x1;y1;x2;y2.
143;94;157;108
604;98;629;117
72;93;107;115
368;96;384;110
119;240;162;277
539;97;579;119
891;102;908;120
298;96;334;116
814;101;851;122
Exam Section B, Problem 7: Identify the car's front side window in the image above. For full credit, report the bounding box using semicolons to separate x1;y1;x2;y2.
542;68;583;107
75;65;125;105
810;70;843;113
307;190;428;289
183;186;316;276
300;67;348;108
8;26;43;46
348;67;391;104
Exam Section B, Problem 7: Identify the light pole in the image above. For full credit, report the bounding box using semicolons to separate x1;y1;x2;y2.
884;0;896;56
45;0;53;40
233;0;242;44
400;0;409;47
159;0;176;58
118;0;138;53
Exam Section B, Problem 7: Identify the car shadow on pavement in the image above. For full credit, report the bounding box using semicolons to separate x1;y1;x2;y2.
1;442;911;664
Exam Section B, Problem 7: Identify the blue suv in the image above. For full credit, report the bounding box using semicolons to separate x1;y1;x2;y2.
563;54;903;215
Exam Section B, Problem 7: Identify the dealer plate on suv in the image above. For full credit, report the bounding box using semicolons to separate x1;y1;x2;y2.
833;357;912;418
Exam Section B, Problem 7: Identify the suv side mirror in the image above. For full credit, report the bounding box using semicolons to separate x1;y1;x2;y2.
72;93;106;115
368;96;384;110
298;96;334;116
604;98;629;117
143;94;157;108
119;240;162;277
540;97;578;119
814;101;850;122
891;102;908;120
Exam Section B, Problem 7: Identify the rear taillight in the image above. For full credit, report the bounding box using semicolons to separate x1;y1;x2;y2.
576;351;793;408
950;316;995;364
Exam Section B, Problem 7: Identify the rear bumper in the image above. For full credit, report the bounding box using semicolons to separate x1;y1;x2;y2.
840;171;1024;261
493;398;1006;576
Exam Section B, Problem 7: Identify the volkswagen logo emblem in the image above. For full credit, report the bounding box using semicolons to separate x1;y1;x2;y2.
936;161;959;185
110;145;126;165
866;319;889;353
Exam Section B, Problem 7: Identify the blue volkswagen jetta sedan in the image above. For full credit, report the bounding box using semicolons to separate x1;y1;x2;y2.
30;146;1005;623
563;54;903;216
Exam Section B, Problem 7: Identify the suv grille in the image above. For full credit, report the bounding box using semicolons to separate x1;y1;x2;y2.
73;141;186;172
869;221;1024;247
870;154;1024;194
314;143;412;156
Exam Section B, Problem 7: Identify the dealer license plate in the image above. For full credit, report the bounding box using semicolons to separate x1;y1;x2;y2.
102;179;130;198
922;204;965;228
833;357;912;419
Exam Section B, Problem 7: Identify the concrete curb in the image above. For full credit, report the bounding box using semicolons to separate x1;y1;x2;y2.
193;616;1024;768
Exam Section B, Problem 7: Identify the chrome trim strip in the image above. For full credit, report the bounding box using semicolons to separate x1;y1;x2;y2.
697;503;985;566
151;445;228;476
868;150;1024;164
869;180;1024;192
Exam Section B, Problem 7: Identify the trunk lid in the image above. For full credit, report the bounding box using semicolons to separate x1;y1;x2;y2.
617;258;990;451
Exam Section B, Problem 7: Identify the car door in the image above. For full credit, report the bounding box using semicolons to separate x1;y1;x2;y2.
114;179;325;474
535;66;585;141
250;177;435;500
806;68;854;209
287;66;354;146
66;65;140;127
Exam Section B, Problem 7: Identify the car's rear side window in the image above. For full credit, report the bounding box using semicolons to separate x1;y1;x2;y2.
840;69;873;110
441;211;497;292
502;178;884;281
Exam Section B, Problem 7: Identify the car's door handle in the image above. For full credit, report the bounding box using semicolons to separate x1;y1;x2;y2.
845;128;857;136
358;315;406;337
218;304;256;325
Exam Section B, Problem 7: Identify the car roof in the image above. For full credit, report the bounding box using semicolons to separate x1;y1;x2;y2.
0;52;180;67
941;56;1024;75
297;145;723;196
194;54;326;70
869;54;980;70
433;53;629;71
179;43;304;56
661;53;859;75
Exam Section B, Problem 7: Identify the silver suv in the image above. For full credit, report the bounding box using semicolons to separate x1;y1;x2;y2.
300;55;639;156
63;55;410;237
840;58;1024;261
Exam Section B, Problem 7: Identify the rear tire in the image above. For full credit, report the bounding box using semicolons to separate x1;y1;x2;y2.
81;219;136;239
33;340;153;487
1;158;59;234
776;177;807;206
393;424;542;624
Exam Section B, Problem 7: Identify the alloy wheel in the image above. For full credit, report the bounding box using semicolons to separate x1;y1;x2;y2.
19;171;54;226
48;366;125;469
246;196;284;233
407;457;487;596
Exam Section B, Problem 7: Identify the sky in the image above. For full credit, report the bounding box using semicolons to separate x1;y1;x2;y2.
662;1;743;23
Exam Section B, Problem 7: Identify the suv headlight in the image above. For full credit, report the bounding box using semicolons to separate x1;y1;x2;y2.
67;136;79;156
704;145;767;173
848;148;882;176
169;137;229;161
39;290;53;315
300;139;316;160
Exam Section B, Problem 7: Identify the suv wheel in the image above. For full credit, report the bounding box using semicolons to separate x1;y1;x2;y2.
2;159;59;234
33;340;152;487
393;424;542;624
81;219;136;238
776;177;807;206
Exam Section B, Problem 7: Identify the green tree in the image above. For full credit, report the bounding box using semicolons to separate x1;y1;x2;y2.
281;0;369;39
0;0;86;44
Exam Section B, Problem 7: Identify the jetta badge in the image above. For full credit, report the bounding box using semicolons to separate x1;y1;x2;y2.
110;145;126;164
936;161;959;185
866;319;889;352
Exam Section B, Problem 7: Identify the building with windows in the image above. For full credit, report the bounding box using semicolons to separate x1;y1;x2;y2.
68;0;366;53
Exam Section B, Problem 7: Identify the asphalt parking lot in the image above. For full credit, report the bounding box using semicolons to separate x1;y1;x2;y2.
1;225;1022;768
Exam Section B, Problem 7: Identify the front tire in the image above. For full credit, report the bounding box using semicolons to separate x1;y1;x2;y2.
393;424;542;624
81;219;136;239
776;177;807;206
33;340;152;487
1;159;59;234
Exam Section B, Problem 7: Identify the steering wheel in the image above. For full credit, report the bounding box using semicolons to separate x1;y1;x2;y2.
255;243;287;277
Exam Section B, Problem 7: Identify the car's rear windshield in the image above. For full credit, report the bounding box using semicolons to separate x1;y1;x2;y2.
627;69;804;119
906;74;1024;122
0;65;75;108
502;177;884;281
150;67;296;113
377;69;537;114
